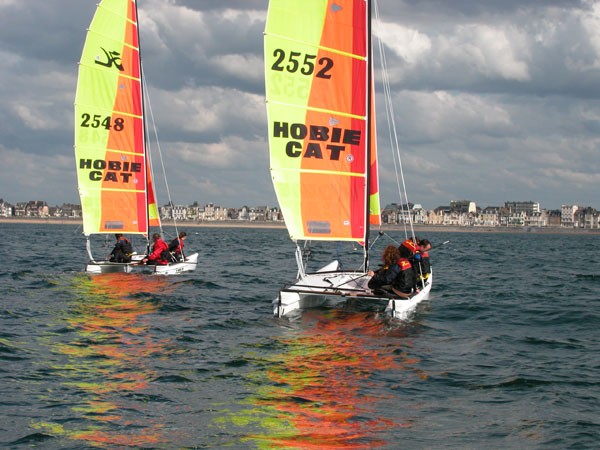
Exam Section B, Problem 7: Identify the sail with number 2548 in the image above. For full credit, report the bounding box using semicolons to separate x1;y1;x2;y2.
74;0;159;236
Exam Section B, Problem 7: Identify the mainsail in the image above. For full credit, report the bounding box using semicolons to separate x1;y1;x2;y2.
265;0;380;243
74;0;155;235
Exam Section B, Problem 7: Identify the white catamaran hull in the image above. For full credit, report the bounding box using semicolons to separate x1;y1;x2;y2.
153;253;198;275
85;261;134;274
85;253;198;275
385;270;433;321
85;253;144;274
274;261;432;320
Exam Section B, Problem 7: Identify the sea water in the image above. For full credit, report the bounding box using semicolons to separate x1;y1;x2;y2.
0;222;598;449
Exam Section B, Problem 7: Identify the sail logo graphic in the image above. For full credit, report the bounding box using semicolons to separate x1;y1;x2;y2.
95;47;124;71
273;121;361;161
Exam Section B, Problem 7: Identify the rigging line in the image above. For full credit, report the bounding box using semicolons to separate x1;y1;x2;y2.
142;65;178;238
374;0;416;242
367;230;383;253
374;1;405;239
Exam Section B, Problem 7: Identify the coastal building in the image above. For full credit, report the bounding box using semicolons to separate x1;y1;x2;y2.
450;200;476;214
561;205;579;227
227;208;239;220
239;206;250;221
59;203;81;218
0;199;13;217
381;203;399;224
574;207;599;228
480;207;501;226
505;201;540;215
248;206;268;221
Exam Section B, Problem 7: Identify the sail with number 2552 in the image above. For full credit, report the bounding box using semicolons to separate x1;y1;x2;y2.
265;0;380;243
74;0;159;236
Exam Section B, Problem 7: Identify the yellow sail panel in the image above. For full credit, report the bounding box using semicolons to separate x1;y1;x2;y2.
74;0;149;235
265;0;371;241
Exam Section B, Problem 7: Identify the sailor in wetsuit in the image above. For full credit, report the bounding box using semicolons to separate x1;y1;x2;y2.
166;231;187;262
390;239;419;298
368;245;402;294
109;233;133;263
143;233;168;265
415;238;432;281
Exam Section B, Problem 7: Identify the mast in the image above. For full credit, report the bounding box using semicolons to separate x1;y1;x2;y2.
363;0;373;270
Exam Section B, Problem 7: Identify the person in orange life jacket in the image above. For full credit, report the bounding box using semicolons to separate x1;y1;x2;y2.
143;233;168;265
109;233;133;263
415;238;432;280
391;240;418;298
166;231;186;262
367;245;402;293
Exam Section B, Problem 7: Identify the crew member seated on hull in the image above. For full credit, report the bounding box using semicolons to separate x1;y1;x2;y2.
109;233;133;263
391;241;419;298
142;233;168;265
165;231;187;263
367;245;402;295
368;243;419;298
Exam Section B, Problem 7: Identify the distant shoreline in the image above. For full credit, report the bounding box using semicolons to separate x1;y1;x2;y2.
1;217;599;234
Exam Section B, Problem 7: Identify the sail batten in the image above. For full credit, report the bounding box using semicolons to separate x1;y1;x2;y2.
264;32;367;61
265;99;365;120
272;167;365;177
265;0;379;242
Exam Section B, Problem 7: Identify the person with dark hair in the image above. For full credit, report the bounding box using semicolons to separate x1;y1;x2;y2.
368;245;401;293
109;233;133;263
415;238;432;281
143;233;168;265
166;231;187;262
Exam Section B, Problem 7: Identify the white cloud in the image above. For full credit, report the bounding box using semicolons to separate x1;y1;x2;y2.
13;104;60;131
450;24;530;81
375;22;432;64
211;53;263;83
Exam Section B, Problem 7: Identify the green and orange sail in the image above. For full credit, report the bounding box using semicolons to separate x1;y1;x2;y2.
265;0;380;242
74;0;159;236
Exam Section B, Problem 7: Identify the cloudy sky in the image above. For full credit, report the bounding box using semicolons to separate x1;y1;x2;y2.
1;0;599;210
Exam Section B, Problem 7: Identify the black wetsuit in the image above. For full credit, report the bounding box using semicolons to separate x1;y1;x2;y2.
109;238;133;263
391;258;417;295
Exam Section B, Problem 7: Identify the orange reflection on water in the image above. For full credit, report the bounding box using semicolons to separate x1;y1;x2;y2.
249;311;427;449
50;273;173;447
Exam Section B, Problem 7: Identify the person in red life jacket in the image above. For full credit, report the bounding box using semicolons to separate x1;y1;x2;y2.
143;233;168;265
367;245;402;294
166;231;187;262
400;238;418;255
415;238;432;281
109;233;133;263
391;241;418;298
